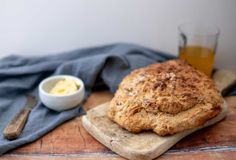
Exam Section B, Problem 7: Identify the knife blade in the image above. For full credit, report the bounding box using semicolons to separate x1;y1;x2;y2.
3;95;37;140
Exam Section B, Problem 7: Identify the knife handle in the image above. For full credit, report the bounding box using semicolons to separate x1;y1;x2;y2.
3;108;31;140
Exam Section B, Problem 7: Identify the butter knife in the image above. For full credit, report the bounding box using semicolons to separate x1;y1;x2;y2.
3;95;37;140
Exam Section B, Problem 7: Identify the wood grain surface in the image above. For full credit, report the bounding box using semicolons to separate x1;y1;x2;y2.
82;100;228;160
1;90;236;160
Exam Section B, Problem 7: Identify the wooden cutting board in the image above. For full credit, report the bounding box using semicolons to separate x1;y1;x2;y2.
82;69;235;160
82;101;227;160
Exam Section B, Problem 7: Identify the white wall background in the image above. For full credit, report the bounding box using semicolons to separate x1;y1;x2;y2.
0;0;235;69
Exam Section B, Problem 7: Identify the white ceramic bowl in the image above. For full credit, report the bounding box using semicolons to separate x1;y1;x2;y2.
39;75;85;112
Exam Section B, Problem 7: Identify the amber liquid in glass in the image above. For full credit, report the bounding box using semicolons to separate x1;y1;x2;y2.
179;46;215;77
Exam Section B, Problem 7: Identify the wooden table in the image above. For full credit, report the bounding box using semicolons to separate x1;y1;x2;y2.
1;90;236;160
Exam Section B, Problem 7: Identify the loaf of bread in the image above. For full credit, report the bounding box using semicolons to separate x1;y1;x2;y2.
107;60;223;136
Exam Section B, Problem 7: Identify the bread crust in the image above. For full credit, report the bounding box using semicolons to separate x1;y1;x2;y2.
107;60;223;136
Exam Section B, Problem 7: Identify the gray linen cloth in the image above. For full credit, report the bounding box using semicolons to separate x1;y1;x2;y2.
0;43;173;154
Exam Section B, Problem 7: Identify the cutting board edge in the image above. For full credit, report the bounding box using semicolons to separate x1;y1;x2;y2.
82;115;142;159
82;114;152;160
82;100;228;160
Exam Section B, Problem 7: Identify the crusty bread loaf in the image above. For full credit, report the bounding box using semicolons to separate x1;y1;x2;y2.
107;59;223;136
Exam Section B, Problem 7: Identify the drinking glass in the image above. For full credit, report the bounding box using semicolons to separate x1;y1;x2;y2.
178;23;220;77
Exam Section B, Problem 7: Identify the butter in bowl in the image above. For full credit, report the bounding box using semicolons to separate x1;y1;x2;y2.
39;75;85;111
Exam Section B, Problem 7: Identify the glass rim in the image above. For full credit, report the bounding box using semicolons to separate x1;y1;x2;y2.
178;23;220;37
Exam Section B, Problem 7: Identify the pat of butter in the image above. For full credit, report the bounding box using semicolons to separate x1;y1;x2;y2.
49;77;80;95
